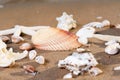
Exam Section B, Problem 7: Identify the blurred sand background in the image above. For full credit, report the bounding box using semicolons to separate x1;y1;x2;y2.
0;0;120;80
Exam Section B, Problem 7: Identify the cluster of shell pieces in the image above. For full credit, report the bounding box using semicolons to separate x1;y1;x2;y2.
58;52;103;78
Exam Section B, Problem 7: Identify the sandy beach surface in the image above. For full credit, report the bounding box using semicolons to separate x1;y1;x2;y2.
0;0;120;80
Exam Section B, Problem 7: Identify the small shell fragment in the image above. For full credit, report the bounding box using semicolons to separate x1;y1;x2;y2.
29;50;37;60
35;56;45;64
89;67;103;76
105;39;117;46
19;43;33;50
23;65;35;73
76;48;86;52
0;36;10;42
115;24;120;29
113;66;120;70
11;36;24;43
102;20;110;26
63;73;73;79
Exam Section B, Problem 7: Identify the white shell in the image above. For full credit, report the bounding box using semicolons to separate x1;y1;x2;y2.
78;37;88;45
56;12;77;31
19;43;33;50
105;39;117;46
35;56;45;64
102;20;110;26
63;73;72;79
11;35;24;43
96;16;103;20
105;43;120;55
76;27;95;38
29;50;37;60
115;24;120;29
89;67;103;76
0;36;10;42
76;48;86;52
113;66;120;70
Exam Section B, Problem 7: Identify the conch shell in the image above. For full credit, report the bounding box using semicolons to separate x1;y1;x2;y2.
32;27;81;51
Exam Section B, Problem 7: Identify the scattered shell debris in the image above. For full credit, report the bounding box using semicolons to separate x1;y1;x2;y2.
19;43;33;50
56;12;77;31
0;39;28;67
35;56;45;64
58;52;102;77
105;40;120;55
29;50;37;60
23;65;37;76
63;73;73;79
83;20;110;28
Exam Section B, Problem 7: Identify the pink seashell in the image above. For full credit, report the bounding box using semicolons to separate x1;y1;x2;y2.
32;27;81;51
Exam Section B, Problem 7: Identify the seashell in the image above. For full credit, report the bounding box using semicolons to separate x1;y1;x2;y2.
105;43;120;55
102;20;110;26
76;48;86;52
115;24;120;29
88;67;103;76
0;36;10;42
11;35;24;43
32;27;81;51
29;50;37;60
19;43;33;50
63;73;72;79
35;56;45;64
96;16;103;20
56;12;77;31
78;37;88;45
76;27;95;38
113;66;120;71
105;39;117;46
23;65;36;73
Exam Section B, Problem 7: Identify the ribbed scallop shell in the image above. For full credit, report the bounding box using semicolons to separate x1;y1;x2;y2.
32;27;81;51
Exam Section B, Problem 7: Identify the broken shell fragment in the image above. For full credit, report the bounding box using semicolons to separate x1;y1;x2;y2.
63;73;73;79
32;27;81;51
105;39;118;46
89;67;103;76
11;35;24;43
0;36;10;42
105;40;120;55
113;66;120;70
19;43;33;50
105;43;119;55
35;56;45;64
76;48;86;52
102;20;110;26
29;50;37;60
23;65;37;74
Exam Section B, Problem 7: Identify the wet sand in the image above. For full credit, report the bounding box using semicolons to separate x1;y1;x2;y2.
0;0;120;80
